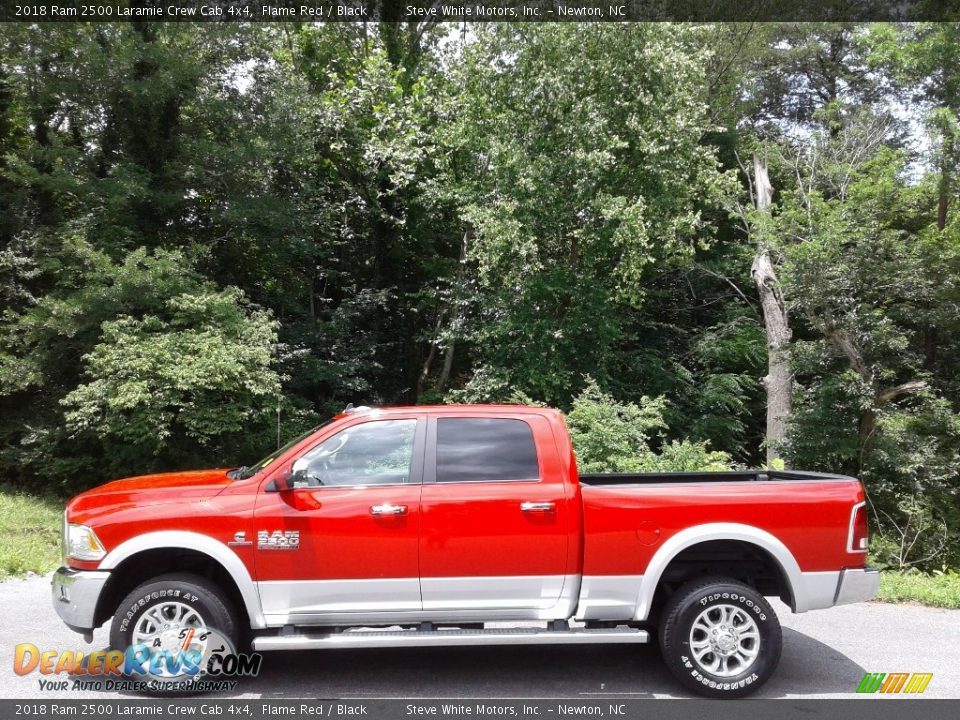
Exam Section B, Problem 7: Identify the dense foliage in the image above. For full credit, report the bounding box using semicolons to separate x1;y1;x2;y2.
0;22;957;569
566;378;732;473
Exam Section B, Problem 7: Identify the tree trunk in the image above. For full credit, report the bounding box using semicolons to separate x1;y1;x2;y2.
750;153;793;467
823;322;928;470
857;381;928;466
435;230;470;392
937;133;952;232
417;314;442;397
437;337;455;392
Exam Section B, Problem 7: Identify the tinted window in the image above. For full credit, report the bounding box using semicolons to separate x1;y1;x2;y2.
297;419;417;487
436;418;539;483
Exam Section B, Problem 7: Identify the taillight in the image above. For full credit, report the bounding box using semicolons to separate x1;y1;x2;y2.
848;502;869;553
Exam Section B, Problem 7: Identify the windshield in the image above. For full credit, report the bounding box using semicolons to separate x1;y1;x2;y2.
232;421;333;480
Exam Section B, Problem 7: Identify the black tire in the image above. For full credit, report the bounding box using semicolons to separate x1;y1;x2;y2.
658;576;782;698
109;573;238;653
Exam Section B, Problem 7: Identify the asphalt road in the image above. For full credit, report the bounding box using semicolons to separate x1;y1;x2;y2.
1;574;958;700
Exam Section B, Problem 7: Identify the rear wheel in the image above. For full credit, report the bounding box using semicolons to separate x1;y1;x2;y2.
658;576;781;698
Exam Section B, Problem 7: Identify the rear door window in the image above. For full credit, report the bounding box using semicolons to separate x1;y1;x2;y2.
435;418;540;483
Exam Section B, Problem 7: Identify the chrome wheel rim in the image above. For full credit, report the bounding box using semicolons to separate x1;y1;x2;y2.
688;603;761;678
131;601;206;647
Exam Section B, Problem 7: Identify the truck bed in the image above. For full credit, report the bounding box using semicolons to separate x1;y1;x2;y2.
577;468;865;617
578;469;855;485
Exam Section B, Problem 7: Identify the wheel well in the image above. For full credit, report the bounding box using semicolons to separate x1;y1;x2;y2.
94;549;249;632
650;540;792;619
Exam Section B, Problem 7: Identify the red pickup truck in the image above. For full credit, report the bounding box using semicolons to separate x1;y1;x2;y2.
53;404;877;697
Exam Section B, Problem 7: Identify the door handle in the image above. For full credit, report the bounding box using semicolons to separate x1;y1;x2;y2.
520;501;556;513
370;503;408;516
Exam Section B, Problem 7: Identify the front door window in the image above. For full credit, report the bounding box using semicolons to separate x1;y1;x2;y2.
295;419;418;487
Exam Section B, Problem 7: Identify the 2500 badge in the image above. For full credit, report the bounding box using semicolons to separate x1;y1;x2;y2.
257;530;299;550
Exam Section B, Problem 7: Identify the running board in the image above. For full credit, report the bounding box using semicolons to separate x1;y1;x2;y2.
253;627;649;651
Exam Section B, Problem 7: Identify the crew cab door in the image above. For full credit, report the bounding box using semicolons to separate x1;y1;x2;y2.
418;414;573;617
253;415;425;624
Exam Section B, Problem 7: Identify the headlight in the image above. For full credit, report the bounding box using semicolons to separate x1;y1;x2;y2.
64;523;106;562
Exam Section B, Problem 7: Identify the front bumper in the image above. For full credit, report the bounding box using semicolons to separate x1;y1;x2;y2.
835;567;880;606
51;566;109;635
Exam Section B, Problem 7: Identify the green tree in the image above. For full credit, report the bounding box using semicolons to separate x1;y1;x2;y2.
0;239;281;488
62;287;280;459
773;110;960;569
566;378;730;473
445;24;736;405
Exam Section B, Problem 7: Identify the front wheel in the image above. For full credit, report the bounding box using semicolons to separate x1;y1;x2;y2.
109;573;238;691
658;576;782;698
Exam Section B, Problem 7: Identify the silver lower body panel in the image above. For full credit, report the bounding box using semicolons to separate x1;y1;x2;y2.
792;570;842;612
575;574;644;621
792;567;880;611
834;567;880;605
258;574;580;627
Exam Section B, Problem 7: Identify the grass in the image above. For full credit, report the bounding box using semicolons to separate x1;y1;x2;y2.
876;569;960;609
0;486;63;580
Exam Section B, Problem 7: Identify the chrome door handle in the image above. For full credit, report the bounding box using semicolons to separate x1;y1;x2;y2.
520;501;556;513
370;503;408;516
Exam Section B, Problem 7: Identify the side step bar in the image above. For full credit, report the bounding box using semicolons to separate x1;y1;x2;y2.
253;627;649;651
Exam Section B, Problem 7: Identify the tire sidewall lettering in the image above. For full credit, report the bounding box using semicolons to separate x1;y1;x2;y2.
117;586;202;635
697;592;767;622
690;667;759;689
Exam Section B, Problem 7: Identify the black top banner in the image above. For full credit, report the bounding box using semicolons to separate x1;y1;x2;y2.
2;0;959;23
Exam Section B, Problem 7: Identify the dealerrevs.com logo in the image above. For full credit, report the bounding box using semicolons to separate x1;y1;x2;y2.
14;625;262;693
856;672;933;694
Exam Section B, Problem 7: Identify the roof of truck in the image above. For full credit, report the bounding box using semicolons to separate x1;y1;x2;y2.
335;404;561;419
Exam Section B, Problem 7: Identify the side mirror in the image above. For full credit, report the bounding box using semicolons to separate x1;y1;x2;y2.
270;460;308;492
278;460;323;511
286;458;320;489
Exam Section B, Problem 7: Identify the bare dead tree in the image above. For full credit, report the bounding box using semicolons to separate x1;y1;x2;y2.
748;152;793;467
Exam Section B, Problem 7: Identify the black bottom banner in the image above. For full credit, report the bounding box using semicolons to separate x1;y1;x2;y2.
3;699;960;720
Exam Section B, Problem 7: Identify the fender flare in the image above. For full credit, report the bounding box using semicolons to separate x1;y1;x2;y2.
100;530;266;629
634;522;803;620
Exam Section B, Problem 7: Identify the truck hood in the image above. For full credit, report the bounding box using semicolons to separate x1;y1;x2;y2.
67;468;233;518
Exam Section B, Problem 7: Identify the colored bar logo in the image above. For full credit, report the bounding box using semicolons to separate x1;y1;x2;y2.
856;672;933;694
